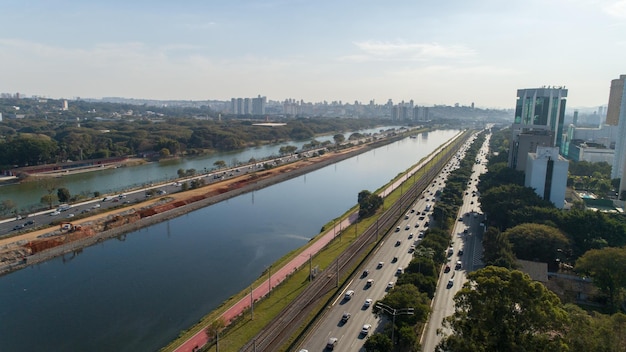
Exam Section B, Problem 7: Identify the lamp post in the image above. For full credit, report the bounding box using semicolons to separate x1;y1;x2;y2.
375;303;414;346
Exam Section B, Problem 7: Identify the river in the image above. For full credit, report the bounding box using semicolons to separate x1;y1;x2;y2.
0;129;459;352
0;127;403;213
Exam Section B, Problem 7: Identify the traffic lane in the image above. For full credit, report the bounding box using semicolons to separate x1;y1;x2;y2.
301;240;399;351
301;193;434;351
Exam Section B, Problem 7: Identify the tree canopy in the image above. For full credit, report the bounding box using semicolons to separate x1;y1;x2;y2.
575;246;626;312
437;266;569;352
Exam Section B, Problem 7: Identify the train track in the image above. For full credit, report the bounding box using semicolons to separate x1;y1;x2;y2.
239;135;466;352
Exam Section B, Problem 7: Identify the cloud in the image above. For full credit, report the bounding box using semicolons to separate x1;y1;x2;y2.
344;40;476;62
603;0;626;18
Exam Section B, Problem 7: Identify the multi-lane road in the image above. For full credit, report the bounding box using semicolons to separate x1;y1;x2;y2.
298;133;490;352
420;133;490;351
297;132;491;352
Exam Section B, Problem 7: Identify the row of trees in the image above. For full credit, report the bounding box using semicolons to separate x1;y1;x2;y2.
0;114;387;168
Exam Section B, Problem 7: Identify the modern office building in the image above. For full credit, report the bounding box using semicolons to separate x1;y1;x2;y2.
508;87;568;170
525;146;569;208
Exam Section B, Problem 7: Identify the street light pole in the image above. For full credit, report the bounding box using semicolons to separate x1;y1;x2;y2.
375;303;414;347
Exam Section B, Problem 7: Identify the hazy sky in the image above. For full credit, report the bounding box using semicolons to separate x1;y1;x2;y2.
1;0;624;108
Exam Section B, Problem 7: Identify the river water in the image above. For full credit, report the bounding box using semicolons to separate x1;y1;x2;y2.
0;129;459;352
0;127;403;212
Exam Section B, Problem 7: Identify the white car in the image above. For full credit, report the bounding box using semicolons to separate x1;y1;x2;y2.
50;211;61;216
344;290;354;300
364;298;373;308
92;204;101;209
361;324;372;335
386;281;394;290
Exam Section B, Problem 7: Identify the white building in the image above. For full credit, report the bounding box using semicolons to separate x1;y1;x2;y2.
525;146;569;209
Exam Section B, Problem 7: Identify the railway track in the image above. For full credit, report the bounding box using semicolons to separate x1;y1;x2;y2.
239;135;466;352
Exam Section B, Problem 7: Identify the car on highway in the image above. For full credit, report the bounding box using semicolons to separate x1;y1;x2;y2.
391;256;398;263
92;204;101;209
364;298;373;308
405;225;410;230
447;279;454;288
396;267;403;275
408;233;413;239
12;224;24;231
365;279;374;287
341;312;351;323
25;219;35;226
326;337;338;350
377;262;384;269
395;240;401;246
362;269;369;277
344;290;354;300
50;211;61;216
444;264;451;273
360;324;372;336
455;260;462;270
386;282;394;290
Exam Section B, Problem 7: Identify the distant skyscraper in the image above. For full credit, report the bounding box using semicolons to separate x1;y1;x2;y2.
607;75;626;199
606;75;625;126
509;87;568;169
252;95;266;115
62;100;68;111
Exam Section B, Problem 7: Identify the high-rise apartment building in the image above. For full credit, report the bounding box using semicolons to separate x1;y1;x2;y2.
606;75;625;126
509;87;568;170
605;75;626;201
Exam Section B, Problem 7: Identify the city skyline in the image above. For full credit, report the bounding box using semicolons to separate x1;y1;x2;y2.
1;0;624;109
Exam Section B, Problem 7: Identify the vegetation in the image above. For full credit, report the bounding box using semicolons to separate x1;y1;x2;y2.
575;246;626;312
357;190;383;218
437;267;570;352
0;108;387;168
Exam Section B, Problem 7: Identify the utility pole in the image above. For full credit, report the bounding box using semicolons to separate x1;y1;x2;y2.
375;303;414;347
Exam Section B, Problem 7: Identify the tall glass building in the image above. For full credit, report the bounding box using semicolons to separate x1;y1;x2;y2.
508;87;568;170
514;87;568;148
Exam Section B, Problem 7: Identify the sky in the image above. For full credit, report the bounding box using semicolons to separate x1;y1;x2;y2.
0;0;624;109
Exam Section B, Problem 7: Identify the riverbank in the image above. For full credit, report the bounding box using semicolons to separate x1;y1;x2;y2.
0;139;391;276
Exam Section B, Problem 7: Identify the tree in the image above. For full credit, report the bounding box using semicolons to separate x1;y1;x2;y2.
278;145;297;155
333;133;345;145
358;190;383;218
0;199;17;216
575;246;626;312
480;184;554;230
482;227;517;269
205;318;225;345
363;332;393;351
504;223;570;265
57;187;71;203
437;266;569;352
563;304;626;351
34;177;60;209
213;160;226;169
41;194;58;209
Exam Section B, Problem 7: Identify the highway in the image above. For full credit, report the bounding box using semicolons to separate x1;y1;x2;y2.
420;133;491;351
297;135;485;352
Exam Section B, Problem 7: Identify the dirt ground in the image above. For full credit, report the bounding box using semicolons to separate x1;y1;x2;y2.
0;146;363;249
